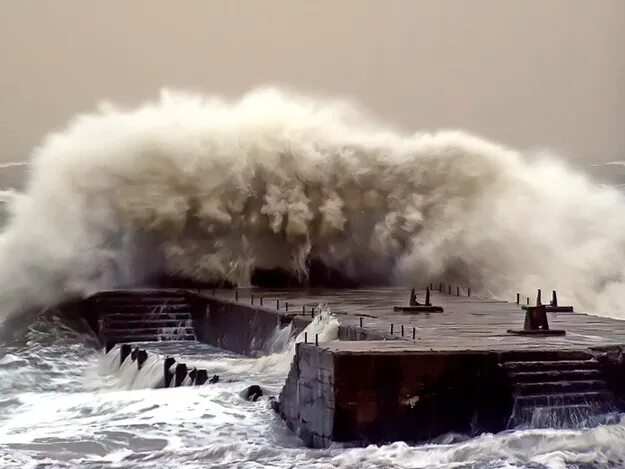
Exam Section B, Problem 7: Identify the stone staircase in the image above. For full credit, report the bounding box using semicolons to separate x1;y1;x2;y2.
502;351;622;429
91;290;198;345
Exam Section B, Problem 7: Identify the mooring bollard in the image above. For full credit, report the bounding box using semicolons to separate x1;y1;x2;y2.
412;327;416;339
526;297;530;305
164;356;175;387
260;296;263;306
456;286;460;296
516;293;520;304
276;299;280;310
536;289;542;306
285;302;289;311
137;349;148;370
390;324;394;334
174;363;188;387
304;332;308;343
359;317;363;328
302;305;305;315
401;325;404;336
468;287;471;297
409;288;417;306
120;344;131;366
315;334;319;346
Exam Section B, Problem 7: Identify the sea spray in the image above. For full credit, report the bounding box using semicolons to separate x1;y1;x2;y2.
1;88;625;324
98;308;339;390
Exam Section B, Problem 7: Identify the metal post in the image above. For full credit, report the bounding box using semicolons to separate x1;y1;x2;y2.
391;324;394;334
285;302;289;311
468;288;471;297
315;334;319;346
359;317;363;328
304;332;308;343
276;299;280;309
260;296;263;306
456;286;460;296
401;325;404;336
412;327;416;339
516;293;520;304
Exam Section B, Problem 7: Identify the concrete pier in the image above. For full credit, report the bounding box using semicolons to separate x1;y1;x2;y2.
77;286;625;448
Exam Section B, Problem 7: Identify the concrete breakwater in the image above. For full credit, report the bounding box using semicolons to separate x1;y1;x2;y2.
72;286;625;448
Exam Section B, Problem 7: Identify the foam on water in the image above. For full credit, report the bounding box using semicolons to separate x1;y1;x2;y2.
2;311;625;468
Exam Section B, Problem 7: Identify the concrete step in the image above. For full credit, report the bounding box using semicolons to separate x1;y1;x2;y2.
105;319;193;329
513;391;613;408
104;312;193;321
104;334;197;343
508;369;603;383
95;304;191;312
499;350;594;363
513;380;608;396
104;327;196;337
503;359;599;372
509;403;615;429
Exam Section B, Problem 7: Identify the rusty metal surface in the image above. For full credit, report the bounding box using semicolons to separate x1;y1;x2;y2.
208;287;625;351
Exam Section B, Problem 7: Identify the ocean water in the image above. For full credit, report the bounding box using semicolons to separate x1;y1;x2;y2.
1;310;625;469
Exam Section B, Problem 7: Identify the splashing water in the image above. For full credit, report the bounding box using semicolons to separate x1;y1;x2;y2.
1;88;625;324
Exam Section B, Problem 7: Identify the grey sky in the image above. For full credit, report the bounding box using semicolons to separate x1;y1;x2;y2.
0;0;623;180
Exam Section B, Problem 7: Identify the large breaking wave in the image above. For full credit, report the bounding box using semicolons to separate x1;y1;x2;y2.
1;87;625;321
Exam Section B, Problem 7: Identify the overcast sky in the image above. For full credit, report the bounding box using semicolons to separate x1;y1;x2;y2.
0;1;623;178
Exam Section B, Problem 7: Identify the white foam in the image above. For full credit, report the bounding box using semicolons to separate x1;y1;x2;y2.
2;88;625;324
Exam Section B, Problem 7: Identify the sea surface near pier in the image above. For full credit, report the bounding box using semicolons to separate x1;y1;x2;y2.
1;304;625;468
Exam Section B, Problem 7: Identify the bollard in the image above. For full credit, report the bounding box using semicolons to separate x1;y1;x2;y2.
359;317;363;328
391;324;394;334
409;288;417;306
401;325;404;336
260;296;263;306
302;305;305;315
536;289;542;306
526;297;530;305
448;285;451;295
235;290;239;301
137;350;148;370
425;287;431;306
120;344;131;366
551;290;558;307
315;334;319;346
276;299;280;310
251;294;254;305
195;369;208;385
285;302;289;311
456;286;460;296
516;293;520;304
304;332;308;344
174;363;188;387
507;305;565;336
311;307;315;318
412;327;416;339
164;356;176;387
468;287;471;297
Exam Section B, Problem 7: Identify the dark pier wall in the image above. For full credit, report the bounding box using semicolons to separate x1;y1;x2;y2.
278;343;512;448
191;297;298;356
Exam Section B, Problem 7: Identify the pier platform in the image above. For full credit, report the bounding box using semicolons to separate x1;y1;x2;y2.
77;286;625;448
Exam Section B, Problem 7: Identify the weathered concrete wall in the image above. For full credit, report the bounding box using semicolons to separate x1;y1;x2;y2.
191;296;297;356
279;343;512;448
